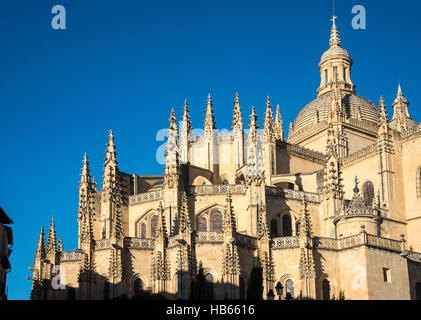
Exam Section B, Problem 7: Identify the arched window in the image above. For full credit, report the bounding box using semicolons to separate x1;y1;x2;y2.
140;223;146;239
417;167;421;197
285;279;294;299
416;282;421;300
134;278;143;296
270;219;278;236
222;179;229;185
322;279;331;300
282;214;292;237
210;211;223;232
150;215;158;238
296;221;301;236
362;181;375;206
199;217;207;232
206;274;215;300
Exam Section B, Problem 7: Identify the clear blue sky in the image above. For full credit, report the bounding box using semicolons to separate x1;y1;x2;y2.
1;0;420;300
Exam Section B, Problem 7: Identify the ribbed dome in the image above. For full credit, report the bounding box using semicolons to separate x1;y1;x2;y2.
320;46;351;64
293;91;379;134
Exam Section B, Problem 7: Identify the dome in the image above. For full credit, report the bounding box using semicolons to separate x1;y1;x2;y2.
292;91;379;135
320;46;351;65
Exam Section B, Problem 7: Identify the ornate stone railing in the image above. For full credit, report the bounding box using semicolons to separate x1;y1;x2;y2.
272;233;405;253
405;251;421;263
189;185;246;196
366;234;402;252
60;251;82;261
277;141;326;163
124;237;155;250
341;143;377;166
271;236;299;249
129;189;163;205
195;232;224;243
348;119;379;133
95;238;112;250
265;187;322;203
313;237;340;250
400;124;421;140
235;234;257;248
288;122;328;145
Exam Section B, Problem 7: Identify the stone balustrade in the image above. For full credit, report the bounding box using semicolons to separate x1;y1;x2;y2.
195;232;224;243
271;236;299;249
235;234;257;248
124;237;155;250
272;233;406;253
95;238;112;250
129;189;163;205
189;184;246;196
265;187;322;203
60;251;82;261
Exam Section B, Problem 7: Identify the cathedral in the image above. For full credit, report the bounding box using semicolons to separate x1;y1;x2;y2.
30;17;421;300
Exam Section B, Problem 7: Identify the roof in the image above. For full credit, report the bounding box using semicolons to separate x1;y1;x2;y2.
292;91;379;135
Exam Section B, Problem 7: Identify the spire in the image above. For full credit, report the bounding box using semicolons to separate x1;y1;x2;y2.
299;199;313;244
232;92;243;131
204;93;216;135
274;104;285;141
223;193;236;236
257;201;269;240
169;108;178;132
379;96;388;124
35;226;46;260
57;235;63;253
288;122;294;140
79;153;95;221
326;124;337;156
178;192;192;234
46;216;57;254
165;108;180;166
298;199;316;282
391;84;414;132
105;130;117;167
102;130;119;199
263;97;275;143
154;202;167;240
181;99;192;134
329;15;341;47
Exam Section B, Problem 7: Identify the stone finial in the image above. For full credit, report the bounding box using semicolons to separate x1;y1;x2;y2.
329;16;341;48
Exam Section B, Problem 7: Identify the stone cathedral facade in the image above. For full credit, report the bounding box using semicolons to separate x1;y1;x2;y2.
30;17;421;300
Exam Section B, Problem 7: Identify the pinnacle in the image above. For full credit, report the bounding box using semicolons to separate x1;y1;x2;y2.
329;16;341;48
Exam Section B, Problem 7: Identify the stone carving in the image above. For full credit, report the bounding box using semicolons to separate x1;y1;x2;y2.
124;237;155;250
189;184;246;196
129;190;163;205
265;187;322;203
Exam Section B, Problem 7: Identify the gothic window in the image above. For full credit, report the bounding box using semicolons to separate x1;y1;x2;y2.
322;279;331;300
199;216;207;232
282;214;292;237
206;274;215;300
150;215;158;238
222;179;229;185
270;219;278;237
417;167;421;197
210;211;223;232
134;278;143;296
140;223;146;239
285;279;294;299
362;181;375;206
